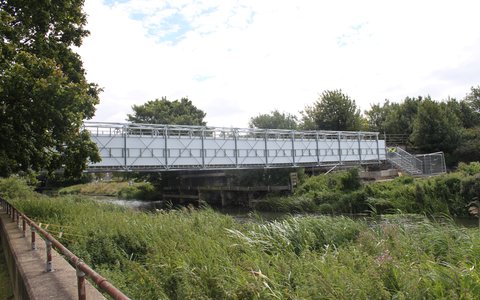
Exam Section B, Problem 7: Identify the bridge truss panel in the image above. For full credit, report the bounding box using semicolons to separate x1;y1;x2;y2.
83;122;386;172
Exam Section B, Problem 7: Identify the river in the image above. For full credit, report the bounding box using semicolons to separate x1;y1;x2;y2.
93;196;480;227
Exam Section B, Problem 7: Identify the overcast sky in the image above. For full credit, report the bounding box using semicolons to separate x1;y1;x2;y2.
77;0;480;128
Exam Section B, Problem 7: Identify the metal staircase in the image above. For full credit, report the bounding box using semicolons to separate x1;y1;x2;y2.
386;147;423;175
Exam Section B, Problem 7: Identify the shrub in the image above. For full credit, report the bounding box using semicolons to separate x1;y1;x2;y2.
458;161;480;176
0;177;35;200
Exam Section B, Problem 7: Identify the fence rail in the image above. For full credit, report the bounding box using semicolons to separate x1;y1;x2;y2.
0;197;130;300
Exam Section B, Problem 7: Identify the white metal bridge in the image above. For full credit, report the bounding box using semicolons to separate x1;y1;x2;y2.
83;122;386;172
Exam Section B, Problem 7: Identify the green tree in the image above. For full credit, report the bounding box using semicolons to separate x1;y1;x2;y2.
0;0;101;178
445;97;480;129
465;86;480;113
301;90;362;131
383;97;422;135
127;97;206;125
249;110;298;129
411;99;462;153
364;101;392;132
454;127;480;163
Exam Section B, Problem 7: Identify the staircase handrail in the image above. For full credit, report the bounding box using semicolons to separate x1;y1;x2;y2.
386;147;423;175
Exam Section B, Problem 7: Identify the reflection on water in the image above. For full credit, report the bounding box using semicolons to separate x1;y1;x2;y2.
94;196;480;228
104;199;166;211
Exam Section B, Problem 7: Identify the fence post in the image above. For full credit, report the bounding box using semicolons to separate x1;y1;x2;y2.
46;240;53;272
76;260;86;300
22;218;26;237
31;225;36;250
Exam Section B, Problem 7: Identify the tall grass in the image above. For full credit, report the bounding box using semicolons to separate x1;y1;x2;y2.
58;181;159;200
256;164;480;216
3;177;480;299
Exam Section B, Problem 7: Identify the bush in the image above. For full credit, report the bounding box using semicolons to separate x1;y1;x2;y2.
458;161;480;176
0;177;36;200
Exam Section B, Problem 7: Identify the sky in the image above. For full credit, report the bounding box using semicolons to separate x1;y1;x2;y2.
77;0;480;128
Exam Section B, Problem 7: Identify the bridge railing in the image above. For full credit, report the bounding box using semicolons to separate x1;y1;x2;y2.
82;122;385;171
0;197;130;300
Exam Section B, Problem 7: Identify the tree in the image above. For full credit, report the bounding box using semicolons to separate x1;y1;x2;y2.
410;99;462;153
382;97;422;136
301;90;363;131
0;0;101;178
127;97;206;125
454;127;480;164
364;101;392;132
465;86;480;113
445;97;480;129
249;110;298;129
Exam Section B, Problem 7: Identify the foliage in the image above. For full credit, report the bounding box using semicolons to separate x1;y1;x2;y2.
465;86;480;115
301;90;363;131
365;101;392;132
249;110;298;129
382;97;422;136
127;97;206;125
0;245;13;300
0;176;35;199
254;163;480;216
458;161;480;175
117;182;159;200
0;0;101;178
446;97;480;129
454;127;480;164
59;181;158;200
5;191;480;299
411;99;462;153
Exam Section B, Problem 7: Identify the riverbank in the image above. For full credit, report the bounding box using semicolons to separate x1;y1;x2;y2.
2;179;480;299
255;163;480;216
58;180;159;200
55;163;480;217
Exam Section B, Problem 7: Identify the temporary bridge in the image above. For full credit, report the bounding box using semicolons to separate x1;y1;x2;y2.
83;122;446;176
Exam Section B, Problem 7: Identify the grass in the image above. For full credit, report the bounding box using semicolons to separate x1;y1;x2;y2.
58;181;159;200
255;163;480;217
2;182;480;299
2;165;480;299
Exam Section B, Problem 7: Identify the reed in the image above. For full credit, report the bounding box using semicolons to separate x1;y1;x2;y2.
1;191;478;298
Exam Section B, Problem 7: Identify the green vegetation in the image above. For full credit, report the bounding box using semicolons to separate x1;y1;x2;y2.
0;245;13;300
0;0;100;178
58;181;159;200
302;89;363;131
127;97;206;126
255;164;480;216
249;110;298;129
1;177;480;299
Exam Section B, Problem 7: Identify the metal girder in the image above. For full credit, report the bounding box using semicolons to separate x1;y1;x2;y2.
83;122;386;172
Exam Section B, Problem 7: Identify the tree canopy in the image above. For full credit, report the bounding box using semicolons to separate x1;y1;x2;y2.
410;99;462;153
127;97;206;126
301;90;362;131
0;0;101;178
249;110;298;130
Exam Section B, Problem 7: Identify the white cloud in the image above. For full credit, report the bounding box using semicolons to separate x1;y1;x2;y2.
78;0;480;127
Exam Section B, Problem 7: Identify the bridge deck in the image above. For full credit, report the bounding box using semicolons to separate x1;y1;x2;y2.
84;122;386;172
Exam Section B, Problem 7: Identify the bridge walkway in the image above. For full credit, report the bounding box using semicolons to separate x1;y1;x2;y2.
0;207;104;299
84;122;386;172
